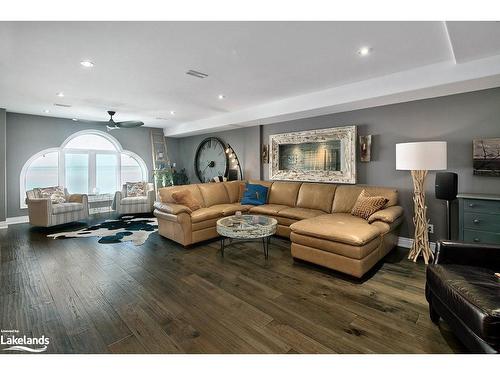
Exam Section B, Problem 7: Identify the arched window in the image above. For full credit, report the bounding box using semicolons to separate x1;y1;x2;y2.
20;130;148;208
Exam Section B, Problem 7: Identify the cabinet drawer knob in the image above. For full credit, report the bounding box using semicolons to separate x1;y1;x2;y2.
469;203;475;207
473;219;480;224
473;237;481;242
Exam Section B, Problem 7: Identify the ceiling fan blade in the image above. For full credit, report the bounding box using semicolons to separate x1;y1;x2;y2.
77;119;110;125
115;121;144;128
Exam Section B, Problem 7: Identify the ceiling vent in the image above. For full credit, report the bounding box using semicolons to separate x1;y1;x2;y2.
54;103;72;107
186;69;208;79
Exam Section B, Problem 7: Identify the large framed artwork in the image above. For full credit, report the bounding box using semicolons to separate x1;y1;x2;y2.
269;125;357;183
473;138;500;176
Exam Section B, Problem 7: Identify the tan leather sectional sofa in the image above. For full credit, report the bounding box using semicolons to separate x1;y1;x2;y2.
154;180;404;277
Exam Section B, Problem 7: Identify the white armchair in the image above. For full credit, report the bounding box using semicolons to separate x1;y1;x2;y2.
113;182;155;215
26;188;89;227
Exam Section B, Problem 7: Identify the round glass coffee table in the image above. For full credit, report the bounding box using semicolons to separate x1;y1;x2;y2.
216;215;278;259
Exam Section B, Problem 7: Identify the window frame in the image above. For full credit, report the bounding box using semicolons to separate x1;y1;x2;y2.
20;130;148;209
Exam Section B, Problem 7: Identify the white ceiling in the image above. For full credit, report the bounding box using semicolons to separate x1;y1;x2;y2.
0;21;500;136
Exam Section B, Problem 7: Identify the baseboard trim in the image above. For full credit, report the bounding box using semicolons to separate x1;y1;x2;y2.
397;236;436;251
0;215;30;228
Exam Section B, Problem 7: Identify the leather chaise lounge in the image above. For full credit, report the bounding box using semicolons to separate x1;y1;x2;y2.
154;180;404;277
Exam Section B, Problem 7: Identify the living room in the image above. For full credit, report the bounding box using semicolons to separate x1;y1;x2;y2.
1;1;499;373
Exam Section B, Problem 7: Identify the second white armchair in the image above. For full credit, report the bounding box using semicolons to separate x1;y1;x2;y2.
113;182;155;215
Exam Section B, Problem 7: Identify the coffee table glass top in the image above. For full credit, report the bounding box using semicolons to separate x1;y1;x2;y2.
216;215;277;239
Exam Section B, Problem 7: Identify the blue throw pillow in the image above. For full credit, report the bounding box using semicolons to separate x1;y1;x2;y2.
240;183;268;205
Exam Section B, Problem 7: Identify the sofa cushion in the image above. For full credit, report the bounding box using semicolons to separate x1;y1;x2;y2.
52;202;84;214
249;204;289;216
332;185;398;213
427;264;500;343
241;183;268;205
296;183;337;213
278;207;325;220
120;196;148;205
289;213;381;246
268;181;301;207
198;183;230;207
208;203;253;216
290;232;380;259
172;190;202;211
190;207;223;223
159;185;205;207
351;190;389;220
224;181;246;203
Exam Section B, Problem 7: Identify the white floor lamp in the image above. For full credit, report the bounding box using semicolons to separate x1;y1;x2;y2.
396;141;447;264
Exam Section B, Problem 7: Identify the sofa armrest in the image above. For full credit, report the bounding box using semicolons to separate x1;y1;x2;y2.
368;206;403;224
153;201;192;215
26;198;52;226
434;241;500;269
147;189;156;208
67;194;83;203
113;191;122;211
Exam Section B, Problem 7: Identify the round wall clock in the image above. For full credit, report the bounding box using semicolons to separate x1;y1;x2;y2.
194;137;229;182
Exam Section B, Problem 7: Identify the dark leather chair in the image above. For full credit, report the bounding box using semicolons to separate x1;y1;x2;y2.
426;240;500;353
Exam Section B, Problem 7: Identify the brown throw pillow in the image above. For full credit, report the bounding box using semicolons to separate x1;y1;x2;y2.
171;190;201;211
351;190;388;220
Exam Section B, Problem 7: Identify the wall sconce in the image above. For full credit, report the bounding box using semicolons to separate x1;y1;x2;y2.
359;135;372;162
261;144;269;164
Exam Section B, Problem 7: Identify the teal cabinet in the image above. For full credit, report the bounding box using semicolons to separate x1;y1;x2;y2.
458;193;500;245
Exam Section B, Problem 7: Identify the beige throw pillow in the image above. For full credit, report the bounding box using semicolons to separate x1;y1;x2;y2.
37;186;66;204
351;190;388;220
126;182;147;197
171;190;202;211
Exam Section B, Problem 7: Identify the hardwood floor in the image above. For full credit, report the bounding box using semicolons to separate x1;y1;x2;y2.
0;216;466;354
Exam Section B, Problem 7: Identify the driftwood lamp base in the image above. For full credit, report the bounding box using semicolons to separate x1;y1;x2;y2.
408;170;433;264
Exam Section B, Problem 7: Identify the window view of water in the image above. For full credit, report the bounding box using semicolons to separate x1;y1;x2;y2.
96;154;118;194
65;153;89;193
23;135;147;200
25;152;59;191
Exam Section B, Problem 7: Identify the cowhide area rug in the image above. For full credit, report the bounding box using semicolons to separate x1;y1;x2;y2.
47;216;158;246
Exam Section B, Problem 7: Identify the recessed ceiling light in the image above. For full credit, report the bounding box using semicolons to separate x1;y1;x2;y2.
357;47;372;56
169;111;175;115
72;118;78;122
43;109;50;113
218;94;226;100
80;60;94;68
56;92;64;97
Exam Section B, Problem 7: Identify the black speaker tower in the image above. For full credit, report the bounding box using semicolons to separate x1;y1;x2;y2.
435;172;458;240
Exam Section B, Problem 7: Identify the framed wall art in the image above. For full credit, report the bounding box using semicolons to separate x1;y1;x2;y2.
473;138;500;176
269;125;357;183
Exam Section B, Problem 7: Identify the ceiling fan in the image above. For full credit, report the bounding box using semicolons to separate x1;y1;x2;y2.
85;110;144;131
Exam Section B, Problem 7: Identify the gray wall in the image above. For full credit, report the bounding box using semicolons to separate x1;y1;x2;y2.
6;112;154;218
170;87;500;241
171;126;260;183
0;109;6;222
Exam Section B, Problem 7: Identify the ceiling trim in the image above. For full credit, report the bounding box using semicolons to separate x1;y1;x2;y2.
164;53;500;137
